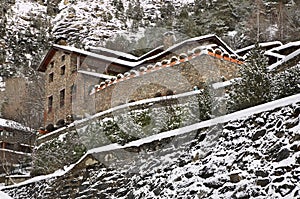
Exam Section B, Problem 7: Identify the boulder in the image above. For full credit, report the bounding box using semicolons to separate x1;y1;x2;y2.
275;148;291;162
252;129;266;141
256;178;270;187
229;173;241;183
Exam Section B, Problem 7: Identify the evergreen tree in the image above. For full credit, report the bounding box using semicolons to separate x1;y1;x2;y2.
228;44;272;112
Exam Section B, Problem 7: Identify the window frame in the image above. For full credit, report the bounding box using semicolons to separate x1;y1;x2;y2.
61;55;65;62
60;65;66;76
48;95;53;113
49;72;54;83
60;89;65;108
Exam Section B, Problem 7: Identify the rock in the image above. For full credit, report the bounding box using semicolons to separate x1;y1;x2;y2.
203;180;224;189
275;148;291;162
276;184;295;197
174;176;182;182
274;131;285;138
290;144;300;151
198;167;214;179
286;118;299;129
127;191;134;199
273;177;284;183
255;170;268;178
198;133;206;142
189;190;197;195
290;134;300;143
153;186;162;195
292;106;300;117
229;173;241;183
256;178;270;187
178;159;187;167
296;156;300;164
252;129;266;141
255;117;265;126
184;172;193;178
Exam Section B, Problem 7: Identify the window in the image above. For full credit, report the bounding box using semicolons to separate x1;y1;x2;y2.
61;55;65;62
70;84;77;103
50;62;54;68
61;65;66;75
49;73;54;83
60;89;65;107
48;96;53;112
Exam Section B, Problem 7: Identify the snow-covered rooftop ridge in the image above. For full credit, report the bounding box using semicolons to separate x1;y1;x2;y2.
266;41;300;52
88;46;140;60
0;118;33;132
77;70;116;79
52;34;237;69
264;51;285;59
53;44;138;67
235;41;283;54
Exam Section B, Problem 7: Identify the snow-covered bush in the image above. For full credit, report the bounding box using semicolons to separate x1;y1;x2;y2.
147;65;154;70
214;48;222;55
179;53;188;60
31;130;86;176
272;65;300;99
170;56;179;63
117;73;124;79
139;66;147;72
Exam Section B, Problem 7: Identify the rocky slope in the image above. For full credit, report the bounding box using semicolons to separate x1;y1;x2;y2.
2;95;300;198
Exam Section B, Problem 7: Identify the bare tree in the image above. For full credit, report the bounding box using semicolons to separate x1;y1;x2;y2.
1;71;45;130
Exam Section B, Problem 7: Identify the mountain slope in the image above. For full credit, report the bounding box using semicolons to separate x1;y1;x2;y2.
2;93;300;198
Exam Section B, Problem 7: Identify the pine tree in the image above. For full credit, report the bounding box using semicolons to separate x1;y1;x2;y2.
228;44;272;112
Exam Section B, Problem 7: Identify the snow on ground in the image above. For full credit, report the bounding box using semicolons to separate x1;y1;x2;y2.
3;90;300;198
0;191;13;199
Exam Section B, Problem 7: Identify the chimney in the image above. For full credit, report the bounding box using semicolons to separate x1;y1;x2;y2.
54;37;68;46
163;31;176;50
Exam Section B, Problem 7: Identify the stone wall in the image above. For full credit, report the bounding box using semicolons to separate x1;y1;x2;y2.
44;50;76;124
94;54;239;112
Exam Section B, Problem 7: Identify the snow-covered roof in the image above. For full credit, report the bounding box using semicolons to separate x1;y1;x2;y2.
0;118;32;132
266;41;300;70
268;48;300;70
236;41;283;55
77;70;116;79
88;46;140;60
38;34;238;72
267;41;300;52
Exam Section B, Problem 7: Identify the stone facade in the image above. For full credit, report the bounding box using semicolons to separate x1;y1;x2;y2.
0;122;36;178
93;54;240;112
39;35;240;125
44;50;77;124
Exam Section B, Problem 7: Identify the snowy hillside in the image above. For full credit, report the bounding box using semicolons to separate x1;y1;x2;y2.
1;94;300;198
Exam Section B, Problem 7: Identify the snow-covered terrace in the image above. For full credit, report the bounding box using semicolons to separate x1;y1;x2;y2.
265;41;300;70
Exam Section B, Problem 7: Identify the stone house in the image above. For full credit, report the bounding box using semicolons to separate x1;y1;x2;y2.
38;34;240;126
0;118;36;182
